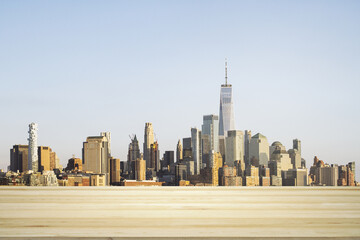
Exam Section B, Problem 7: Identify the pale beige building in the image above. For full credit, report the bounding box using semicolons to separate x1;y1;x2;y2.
135;156;146;181
249;133;269;167
225;130;244;167
83;135;110;184
143;123;154;169
90;174;106;186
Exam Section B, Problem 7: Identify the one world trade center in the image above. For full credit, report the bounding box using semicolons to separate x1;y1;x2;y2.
219;60;235;137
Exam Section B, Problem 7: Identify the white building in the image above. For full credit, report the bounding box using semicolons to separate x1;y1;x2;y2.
28;123;38;172
225;130;244;167
249;133;269;167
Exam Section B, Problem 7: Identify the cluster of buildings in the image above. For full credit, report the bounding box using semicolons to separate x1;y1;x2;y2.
1;62;357;187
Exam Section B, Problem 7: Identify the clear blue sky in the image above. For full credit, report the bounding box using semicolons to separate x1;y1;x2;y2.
1;1;359;181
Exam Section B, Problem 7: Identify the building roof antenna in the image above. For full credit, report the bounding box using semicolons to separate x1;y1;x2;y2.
225;58;228;85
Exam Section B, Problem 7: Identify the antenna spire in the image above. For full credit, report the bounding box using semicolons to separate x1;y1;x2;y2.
225;58;228;85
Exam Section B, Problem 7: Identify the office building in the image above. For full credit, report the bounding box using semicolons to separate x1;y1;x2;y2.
202;114;219;168
219;60;235;137
175;163;187;185
50;152;61;171
249;133;269;167
135;155;146;181
191;128;202;174
182;137;192;159
282;168;308;186
143;123;154;169
149;141;160;171
10;145;28;173
83;134;110;184
38;146;51;172
293;139;301;156
225;130;244;167
127;135;141;179
110;158;121;185
288;149;301;169
176;139;183;162
163;151;174;171
244;130;251;166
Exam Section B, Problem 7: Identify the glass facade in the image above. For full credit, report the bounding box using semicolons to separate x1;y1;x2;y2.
219;85;235;137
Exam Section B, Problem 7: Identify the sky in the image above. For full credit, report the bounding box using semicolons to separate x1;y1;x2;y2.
0;1;359;181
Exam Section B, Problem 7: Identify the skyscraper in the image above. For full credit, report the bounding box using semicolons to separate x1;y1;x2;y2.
249;133;270;167
143;123;154;169
28;122;38;171
202;115;219;153
191;128;202;174
293;139;301;156
219;60;235;137
225;130;244;168
244;130;252;167
101;132;111;156
83;133;110;183
176;139;183;162
127;135;141;179
202;115;219;168
149;141;160;171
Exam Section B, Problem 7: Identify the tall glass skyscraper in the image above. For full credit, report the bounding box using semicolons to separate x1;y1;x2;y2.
219;60;235;137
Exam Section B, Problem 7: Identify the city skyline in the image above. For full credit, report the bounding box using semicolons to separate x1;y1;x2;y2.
1;1;359;182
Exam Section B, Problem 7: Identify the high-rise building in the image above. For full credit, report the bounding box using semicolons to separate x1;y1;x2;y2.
28;123;38;171
143;123;154;169
288;149;301;169
244;130;252;167
101;132;111;157
202;115;219;154
149;141;160;171
50;151;61;170
348;161;355;182
249;133;269;167
219;60;235;137
176;140;183;162
110;158;121;185
127;135;141;179
182;137;192;159
293;139;301;156
10;145;28;173
191;128;202;174
82;134;110;184
225;130;244;167
38;146;51;172
135;155;146;181
209;151;223;186
163;151;174;170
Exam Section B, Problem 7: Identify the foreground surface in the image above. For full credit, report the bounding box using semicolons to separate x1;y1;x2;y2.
0;186;359;239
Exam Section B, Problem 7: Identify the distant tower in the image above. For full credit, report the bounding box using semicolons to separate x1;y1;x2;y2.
249;133;269;167
143;123;154;169
244;130;252;167
225;130;244;168
101;132;111;156
28;123;38;171
127;135;141;179
191;128;202;174
293;139;301;156
176;139;183;162
202;115;219;152
219;59;235;137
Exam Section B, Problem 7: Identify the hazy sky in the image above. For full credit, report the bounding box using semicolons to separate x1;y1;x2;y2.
1;1;359;181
